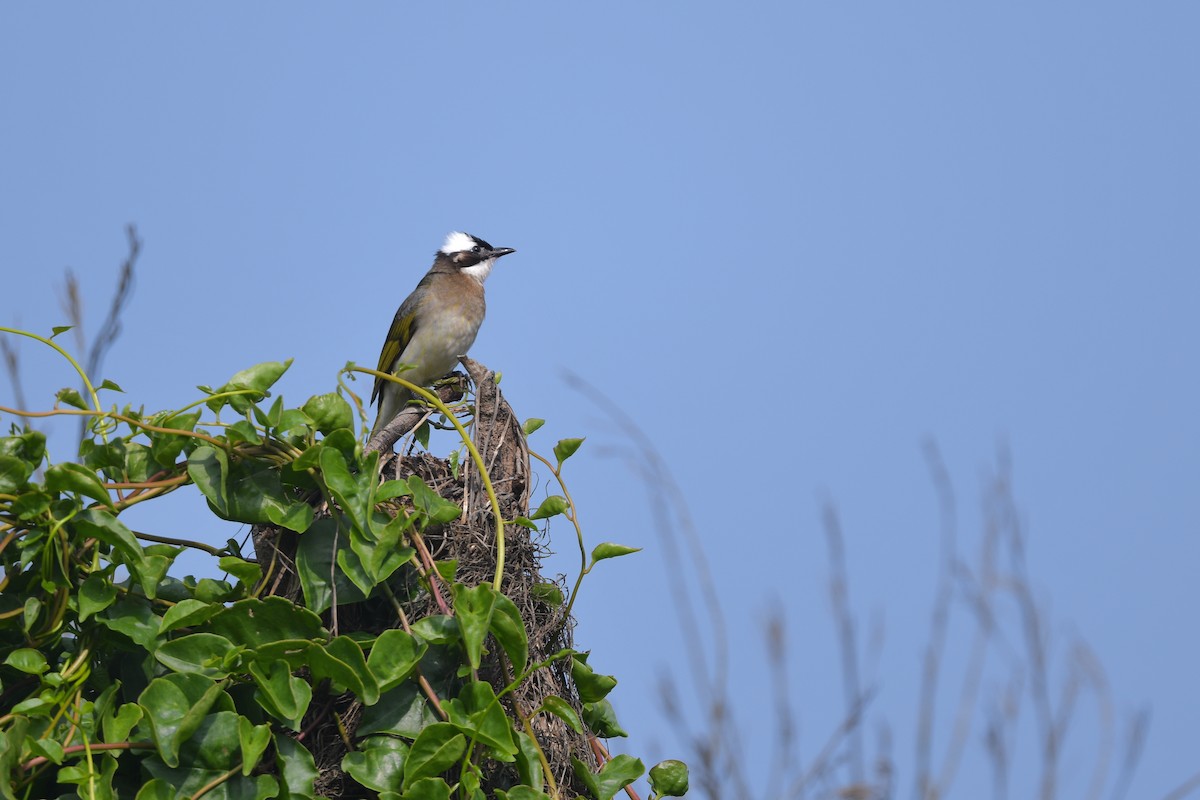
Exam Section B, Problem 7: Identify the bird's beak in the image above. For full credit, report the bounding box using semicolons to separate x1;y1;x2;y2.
489;247;516;259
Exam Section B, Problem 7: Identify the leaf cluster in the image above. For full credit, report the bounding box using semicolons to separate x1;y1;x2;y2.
0;349;686;800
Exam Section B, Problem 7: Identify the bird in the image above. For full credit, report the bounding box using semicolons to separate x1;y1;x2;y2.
369;231;516;439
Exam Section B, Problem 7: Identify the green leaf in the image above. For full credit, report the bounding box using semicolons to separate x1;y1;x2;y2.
320;445;373;534
342;735;409;794
403;723;466;789
589;542;642;565
407;475;462;525
375;478;412;502
309;635;377;704
210;597;327;647
414;420;431;450
218;556;263;588
648;759;689;797
302;392;354;434
442;681;516;759
50;325;72;338
367;629;427;694
295;518;369;614
489;593;528;675
103;702;143;744
529;495;569;521
150;410;201;467
452;583;496;671
138;673;227;767
210;359;293;413
3;648;47;675
571;754;644;800
536;696;583;735
56;387;87;410
225;419;263;445
159;599;221;633
98;378;124;392
275;736;318;800
99;597;161;648
154;633;236;677
0;455;31;493
250;660;312;730
45;461;112;508
510;516;538;530
582;699;627;738
513;732;546;793
521;418;545;436
78;574;118;621
571;655;617;704
238;716;273;775
218;556;262;587
411;615;459;646
357;681;441;738
499;789;553;800
530;582;564;608
553;437;584;466
401;777;452;800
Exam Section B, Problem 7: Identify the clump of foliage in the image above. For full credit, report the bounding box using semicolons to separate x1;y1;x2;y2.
0;326;687;800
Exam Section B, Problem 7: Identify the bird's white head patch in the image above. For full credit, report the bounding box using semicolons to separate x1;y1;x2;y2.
440;231;478;255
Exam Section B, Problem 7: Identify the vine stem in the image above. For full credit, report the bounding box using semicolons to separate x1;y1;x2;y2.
529;450;588;624
351;367;507;592
0;326;102;422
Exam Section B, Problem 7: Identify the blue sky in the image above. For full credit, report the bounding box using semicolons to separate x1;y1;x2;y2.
2;4;1198;797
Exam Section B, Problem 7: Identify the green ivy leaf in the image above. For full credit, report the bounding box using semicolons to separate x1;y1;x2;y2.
210;597;327;648
521;418;545;435
513;732;546;794
553;437;584;466
250;660;312;731
209;359;293;413
0;455;31;493
218;556;263;588
343;735;409;794
302;392;354;434
571;655;618;704
98;378;124;392
452;583;496;671
309;635;377;704
571;754;644;800
150;410;201;467
275;736;318;800
159;598;221;633
45;462;112;508
648;759;690;797
154;633;236;677
529;495;569;521
489;593;528;675
238;716;273;775
442;681;516;759
367;629;427;693
530;582;564;608
138;673;227;767
589;542;642;565
536;696;583;735
56;387;87;410
103;702;143;744
99;597;161;648
401;777;452;800
407;475;463;525
79;574;118;621
403;723;466;789
357;681;442;739
582;699;627;738
3;648;48;675
497;790;553;800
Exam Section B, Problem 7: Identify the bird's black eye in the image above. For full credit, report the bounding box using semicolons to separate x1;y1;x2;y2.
471;245;481;253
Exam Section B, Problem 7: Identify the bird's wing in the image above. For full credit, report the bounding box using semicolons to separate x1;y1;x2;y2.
371;289;423;406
